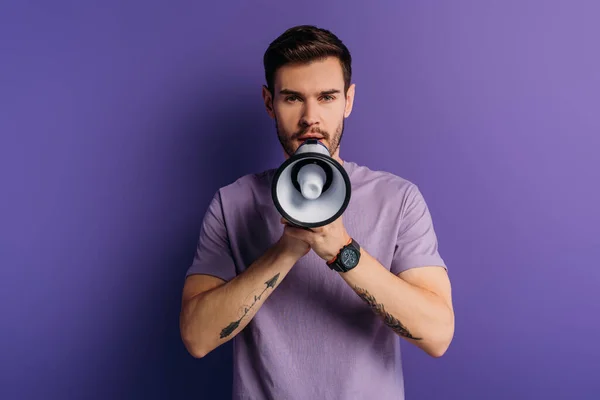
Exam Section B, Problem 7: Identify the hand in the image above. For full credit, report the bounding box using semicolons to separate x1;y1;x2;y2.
275;223;311;260
280;216;352;262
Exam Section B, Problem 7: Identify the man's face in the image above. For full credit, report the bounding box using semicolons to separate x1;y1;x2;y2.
262;56;355;159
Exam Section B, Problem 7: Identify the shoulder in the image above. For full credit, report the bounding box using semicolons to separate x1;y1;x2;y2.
216;167;276;205
347;160;420;199
345;161;432;225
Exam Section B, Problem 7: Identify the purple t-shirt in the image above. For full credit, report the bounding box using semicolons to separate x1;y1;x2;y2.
186;160;446;400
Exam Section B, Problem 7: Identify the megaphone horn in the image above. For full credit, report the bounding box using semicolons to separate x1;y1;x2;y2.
271;139;351;229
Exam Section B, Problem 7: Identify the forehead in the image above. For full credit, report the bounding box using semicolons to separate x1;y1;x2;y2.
274;56;345;93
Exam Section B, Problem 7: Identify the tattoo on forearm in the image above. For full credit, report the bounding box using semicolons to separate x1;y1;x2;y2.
353;285;422;340
219;273;280;339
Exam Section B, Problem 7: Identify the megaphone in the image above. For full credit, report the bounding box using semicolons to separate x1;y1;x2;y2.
271;139;351;228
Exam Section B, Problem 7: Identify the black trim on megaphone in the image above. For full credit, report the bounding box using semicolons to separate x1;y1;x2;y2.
271;152;351;229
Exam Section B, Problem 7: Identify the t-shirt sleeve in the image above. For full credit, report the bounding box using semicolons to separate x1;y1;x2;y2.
390;184;447;275
185;190;237;282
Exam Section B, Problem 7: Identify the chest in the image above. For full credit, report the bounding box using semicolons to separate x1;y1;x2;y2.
227;191;400;288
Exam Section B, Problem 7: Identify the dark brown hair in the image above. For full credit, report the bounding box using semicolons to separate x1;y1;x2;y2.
263;25;352;95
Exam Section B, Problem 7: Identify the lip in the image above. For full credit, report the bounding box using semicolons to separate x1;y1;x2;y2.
297;135;324;141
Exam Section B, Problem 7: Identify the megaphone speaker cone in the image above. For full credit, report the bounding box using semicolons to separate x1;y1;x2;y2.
296;163;326;199
271;143;351;229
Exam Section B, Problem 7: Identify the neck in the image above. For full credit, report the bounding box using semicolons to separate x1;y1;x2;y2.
330;148;343;165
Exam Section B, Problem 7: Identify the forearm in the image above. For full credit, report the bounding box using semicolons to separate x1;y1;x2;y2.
339;249;454;357
180;243;298;358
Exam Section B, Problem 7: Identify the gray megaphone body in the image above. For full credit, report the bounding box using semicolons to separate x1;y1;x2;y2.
271;139;351;228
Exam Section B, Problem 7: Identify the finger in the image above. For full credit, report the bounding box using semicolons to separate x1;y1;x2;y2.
283;224;296;236
284;225;311;241
284;224;302;235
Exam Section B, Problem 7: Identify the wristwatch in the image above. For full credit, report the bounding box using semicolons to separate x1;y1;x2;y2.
327;238;361;273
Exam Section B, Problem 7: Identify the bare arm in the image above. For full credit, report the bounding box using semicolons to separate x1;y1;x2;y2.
339;248;454;357
180;241;303;358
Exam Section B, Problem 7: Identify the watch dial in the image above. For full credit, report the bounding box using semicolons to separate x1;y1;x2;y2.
341;249;358;267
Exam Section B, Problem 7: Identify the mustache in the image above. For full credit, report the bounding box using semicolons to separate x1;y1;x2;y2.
292;126;329;139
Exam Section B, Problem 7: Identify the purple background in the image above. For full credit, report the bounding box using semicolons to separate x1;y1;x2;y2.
2;1;599;399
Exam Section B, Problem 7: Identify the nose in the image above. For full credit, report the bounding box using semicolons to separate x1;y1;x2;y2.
300;99;319;127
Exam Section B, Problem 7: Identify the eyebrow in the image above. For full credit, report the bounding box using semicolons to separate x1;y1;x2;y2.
279;89;341;96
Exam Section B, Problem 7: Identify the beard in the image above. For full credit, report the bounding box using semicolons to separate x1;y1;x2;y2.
275;117;345;158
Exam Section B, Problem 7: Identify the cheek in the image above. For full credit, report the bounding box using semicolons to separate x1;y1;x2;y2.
324;103;346;120
322;116;343;134
275;106;301;127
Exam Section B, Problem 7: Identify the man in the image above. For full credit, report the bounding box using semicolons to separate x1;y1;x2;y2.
180;25;454;400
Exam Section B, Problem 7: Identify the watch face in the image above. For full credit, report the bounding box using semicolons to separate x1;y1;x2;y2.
341;248;359;267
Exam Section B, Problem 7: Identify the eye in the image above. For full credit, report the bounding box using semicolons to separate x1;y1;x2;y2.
320;95;335;102
285;95;301;103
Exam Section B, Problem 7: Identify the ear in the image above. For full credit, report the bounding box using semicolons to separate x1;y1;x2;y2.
262;85;275;119
344;83;356;118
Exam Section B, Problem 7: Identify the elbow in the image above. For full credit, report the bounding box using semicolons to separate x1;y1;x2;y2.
423;331;453;358
180;316;210;359
426;314;455;358
427;339;452;358
181;332;210;359
188;346;209;359
405;330;453;358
